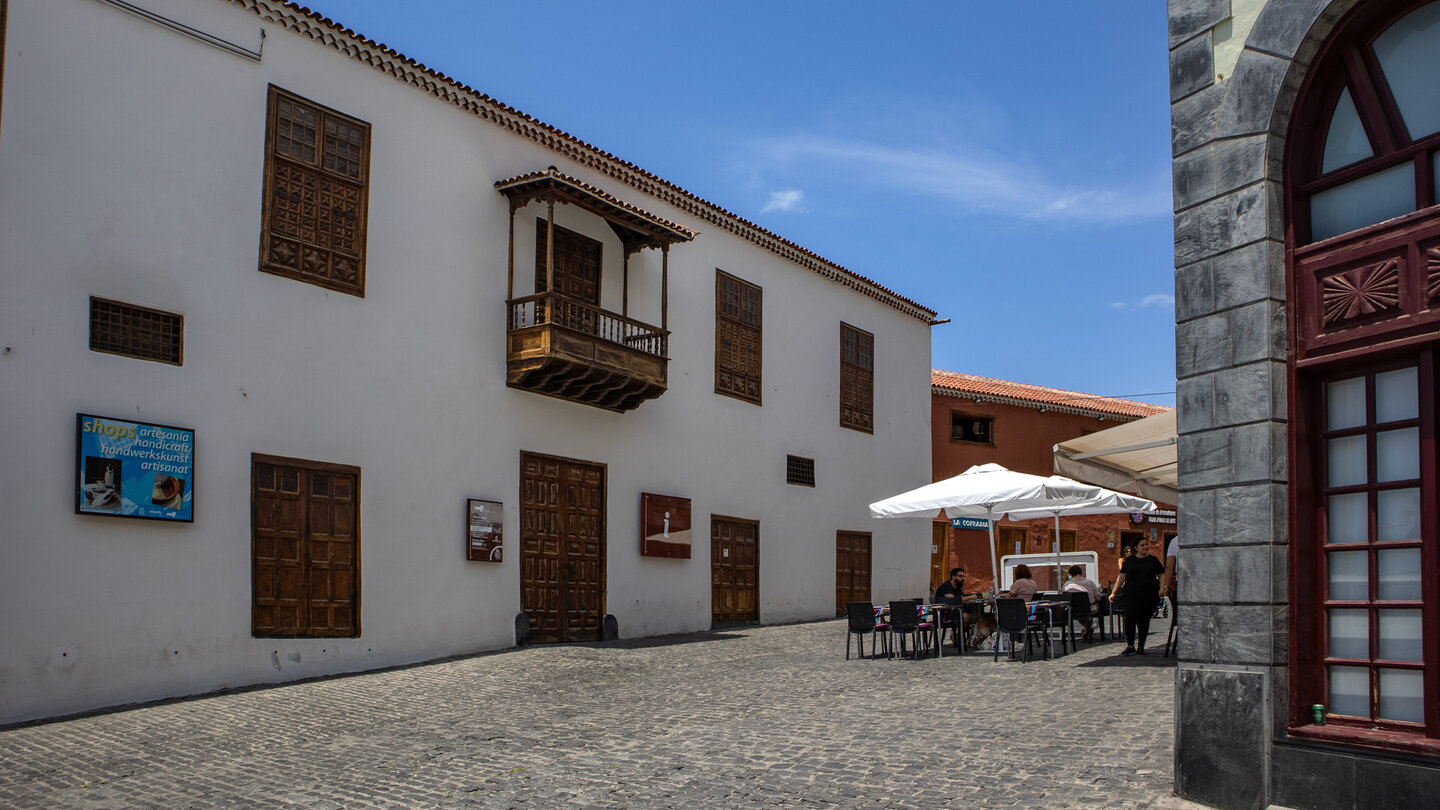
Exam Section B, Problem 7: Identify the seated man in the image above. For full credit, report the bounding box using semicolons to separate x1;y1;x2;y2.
933;568;993;648
1061;565;1102;640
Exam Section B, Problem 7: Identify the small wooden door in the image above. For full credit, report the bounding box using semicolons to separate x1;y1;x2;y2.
520;452;606;643
835;531;872;615
930;521;949;591
711;516;759;624
252;455;360;638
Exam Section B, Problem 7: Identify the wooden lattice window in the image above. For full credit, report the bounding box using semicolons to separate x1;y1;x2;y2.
716;270;762;404
89;297;183;365
252;455;360;638
259;86;370;296
840;322;874;433
786;455;815;487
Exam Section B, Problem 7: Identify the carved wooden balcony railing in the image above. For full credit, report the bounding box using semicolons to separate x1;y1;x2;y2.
506;291;669;412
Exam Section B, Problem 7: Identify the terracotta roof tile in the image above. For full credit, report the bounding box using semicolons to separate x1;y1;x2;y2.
931;369;1172;420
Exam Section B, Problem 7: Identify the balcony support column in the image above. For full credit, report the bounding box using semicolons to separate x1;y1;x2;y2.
622;252;629;318
506;204;515;301
661;244;669;332
546;200;556;297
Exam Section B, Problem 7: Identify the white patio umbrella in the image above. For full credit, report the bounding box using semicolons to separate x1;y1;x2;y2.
868;463;1110;593
1006;490;1157;592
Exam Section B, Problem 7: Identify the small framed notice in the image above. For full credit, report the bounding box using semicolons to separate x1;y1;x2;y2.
640;492;691;559
466;498;503;562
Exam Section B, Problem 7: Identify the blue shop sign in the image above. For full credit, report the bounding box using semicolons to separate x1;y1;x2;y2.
75;413;195;522
950;517;991;530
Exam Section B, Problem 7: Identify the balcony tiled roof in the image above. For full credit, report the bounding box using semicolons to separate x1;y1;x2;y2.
243;1;937;322
495;167;697;243
931;370;1172;420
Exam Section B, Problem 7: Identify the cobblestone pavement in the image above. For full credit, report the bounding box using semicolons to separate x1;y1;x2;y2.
0;620;1206;809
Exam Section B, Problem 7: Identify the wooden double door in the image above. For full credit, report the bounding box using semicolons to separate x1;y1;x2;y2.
835;531;872;615
711;516;759;624
520;452;606;643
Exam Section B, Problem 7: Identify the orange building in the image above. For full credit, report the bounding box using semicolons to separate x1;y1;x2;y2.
929;370;1174;594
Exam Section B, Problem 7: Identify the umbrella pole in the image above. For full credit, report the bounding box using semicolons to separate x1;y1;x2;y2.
1054;512;1063;592
986;506;1000;596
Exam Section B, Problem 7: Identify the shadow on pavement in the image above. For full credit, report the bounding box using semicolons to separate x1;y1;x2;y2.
1078;651;1179;668
582;631;748;650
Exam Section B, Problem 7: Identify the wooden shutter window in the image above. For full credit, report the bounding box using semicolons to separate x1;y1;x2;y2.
715;269;762;404
840;323;874;433
260;86;370;296
89;297;183;365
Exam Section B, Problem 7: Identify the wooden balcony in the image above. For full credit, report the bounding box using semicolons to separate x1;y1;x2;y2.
506;291;668;412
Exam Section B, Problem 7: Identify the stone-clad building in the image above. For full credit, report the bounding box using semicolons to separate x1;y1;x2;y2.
1170;1;1440;807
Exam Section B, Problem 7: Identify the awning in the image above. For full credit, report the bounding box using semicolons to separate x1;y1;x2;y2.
1052;410;1177;506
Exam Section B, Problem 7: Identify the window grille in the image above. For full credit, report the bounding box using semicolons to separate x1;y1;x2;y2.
786;455;815;487
89;297;182;365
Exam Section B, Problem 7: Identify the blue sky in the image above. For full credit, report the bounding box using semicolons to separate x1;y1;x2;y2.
301;1;1177;406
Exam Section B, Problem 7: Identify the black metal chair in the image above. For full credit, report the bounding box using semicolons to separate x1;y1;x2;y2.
845;601;889;660
888;599;932;659
994;598;1041;662
1066;590;1095;645
934;597;965;654
1030;599;1070;658
1163;596;1179;658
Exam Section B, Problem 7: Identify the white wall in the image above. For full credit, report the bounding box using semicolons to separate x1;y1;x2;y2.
0;0;934;724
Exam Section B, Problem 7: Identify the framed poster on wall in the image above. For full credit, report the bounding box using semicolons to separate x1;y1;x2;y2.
641;492;691;558
75;413;195;522
467;498;503;562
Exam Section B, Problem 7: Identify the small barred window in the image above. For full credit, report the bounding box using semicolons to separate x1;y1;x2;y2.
786;455;815;487
89;297;183;365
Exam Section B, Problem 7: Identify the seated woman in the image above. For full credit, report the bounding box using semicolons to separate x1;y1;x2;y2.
1006;564;1039;601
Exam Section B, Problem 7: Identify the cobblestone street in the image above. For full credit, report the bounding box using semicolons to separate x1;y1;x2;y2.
0;620;1204;809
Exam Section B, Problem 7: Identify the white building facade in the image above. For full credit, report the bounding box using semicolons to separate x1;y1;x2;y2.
0;0;936;725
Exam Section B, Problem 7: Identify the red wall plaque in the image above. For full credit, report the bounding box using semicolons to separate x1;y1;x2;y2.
641;493;691;558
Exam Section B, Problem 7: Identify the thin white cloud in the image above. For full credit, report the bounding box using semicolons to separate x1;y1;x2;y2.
1112;293;1175;311
737;134;1171;225
761;189;806;213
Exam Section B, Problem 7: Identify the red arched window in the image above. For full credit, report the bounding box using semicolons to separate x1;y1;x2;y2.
1287;0;1440;751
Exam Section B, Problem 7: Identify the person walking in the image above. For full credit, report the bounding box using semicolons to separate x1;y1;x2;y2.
1111;537;1164;655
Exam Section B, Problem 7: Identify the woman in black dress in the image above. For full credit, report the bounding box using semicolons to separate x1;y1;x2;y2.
1112;537;1164;655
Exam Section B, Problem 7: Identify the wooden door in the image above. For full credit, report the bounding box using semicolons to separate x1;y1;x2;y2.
252;455;359;638
999;526;1028;558
711;516;759;624
835;531;872;615
536;220;601;303
520;452;606;643
930;521;949;591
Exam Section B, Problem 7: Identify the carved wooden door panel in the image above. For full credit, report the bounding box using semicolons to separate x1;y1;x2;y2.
835;531;871;615
520;452;606;643
252;456;359;638
562;461;605;641
711;516;759;624
535;221;602;334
